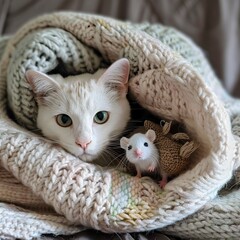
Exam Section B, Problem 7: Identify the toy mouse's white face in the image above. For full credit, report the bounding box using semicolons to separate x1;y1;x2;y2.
120;130;156;164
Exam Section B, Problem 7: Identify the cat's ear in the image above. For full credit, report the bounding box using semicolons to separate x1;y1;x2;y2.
99;58;130;95
120;136;129;150
26;70;60;101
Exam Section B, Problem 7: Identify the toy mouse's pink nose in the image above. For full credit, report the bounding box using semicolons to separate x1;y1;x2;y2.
134;149;142;158
75;139;92;150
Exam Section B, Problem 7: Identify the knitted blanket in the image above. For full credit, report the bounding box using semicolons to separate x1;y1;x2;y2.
1;12;240;239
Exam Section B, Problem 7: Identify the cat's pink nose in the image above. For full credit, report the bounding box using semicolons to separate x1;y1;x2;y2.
75;140;92;150
134;149;142;158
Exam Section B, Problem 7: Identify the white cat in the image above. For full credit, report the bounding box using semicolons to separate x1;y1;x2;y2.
26;58;131;162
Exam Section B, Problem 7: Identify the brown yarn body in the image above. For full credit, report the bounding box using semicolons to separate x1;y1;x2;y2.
144;120;198;177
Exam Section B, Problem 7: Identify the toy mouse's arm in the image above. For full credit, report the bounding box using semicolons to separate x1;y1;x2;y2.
171;133;190;141
148;164;156;172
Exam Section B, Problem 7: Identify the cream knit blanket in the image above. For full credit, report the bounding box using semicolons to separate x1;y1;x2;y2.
1;12;240;239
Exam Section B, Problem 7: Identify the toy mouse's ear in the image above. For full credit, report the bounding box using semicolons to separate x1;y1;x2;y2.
160;120;166;127
120;137;129;149
146;129;156;142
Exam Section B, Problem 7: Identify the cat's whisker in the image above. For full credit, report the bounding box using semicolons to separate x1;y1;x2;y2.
109;154;125;162
109;232;124;240
99;147;125;168
117;159;129;171
101;149;116;159
115;156;126;168
102;149;122;161
107;153;126;168
99;154;121;169
99;140;120;150
43;138;76;149
29;128;41;133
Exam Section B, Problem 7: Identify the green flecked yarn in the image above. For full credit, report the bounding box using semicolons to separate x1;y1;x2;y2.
6;28;102;128
5;21;233;129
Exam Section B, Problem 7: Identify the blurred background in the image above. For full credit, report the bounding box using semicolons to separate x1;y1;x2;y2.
0;0;239;97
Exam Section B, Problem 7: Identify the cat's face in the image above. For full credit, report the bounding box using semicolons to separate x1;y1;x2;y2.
26;59;131;162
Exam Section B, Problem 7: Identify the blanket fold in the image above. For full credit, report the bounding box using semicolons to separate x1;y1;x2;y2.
1;12;240;239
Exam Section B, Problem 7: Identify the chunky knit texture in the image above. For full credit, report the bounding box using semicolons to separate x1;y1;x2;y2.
1;12;240;239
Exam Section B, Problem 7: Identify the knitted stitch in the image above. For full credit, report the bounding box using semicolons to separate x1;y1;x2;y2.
0;12;240;239
0;202;82;240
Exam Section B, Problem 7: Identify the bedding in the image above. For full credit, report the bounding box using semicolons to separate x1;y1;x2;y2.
1;12;240;239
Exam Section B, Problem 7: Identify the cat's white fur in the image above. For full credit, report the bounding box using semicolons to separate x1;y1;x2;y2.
26;59;131;162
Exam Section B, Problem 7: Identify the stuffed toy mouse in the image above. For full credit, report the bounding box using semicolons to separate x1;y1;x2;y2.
120;120;199;188
144;120;199;188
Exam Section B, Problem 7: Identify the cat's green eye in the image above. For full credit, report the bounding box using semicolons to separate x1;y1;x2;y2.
94;111;109;124
56;114;72;127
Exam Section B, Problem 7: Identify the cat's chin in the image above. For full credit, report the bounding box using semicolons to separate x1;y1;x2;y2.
78;153;97;162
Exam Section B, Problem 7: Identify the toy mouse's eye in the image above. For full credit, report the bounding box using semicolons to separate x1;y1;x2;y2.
144;142;148;147
128;145;132;150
